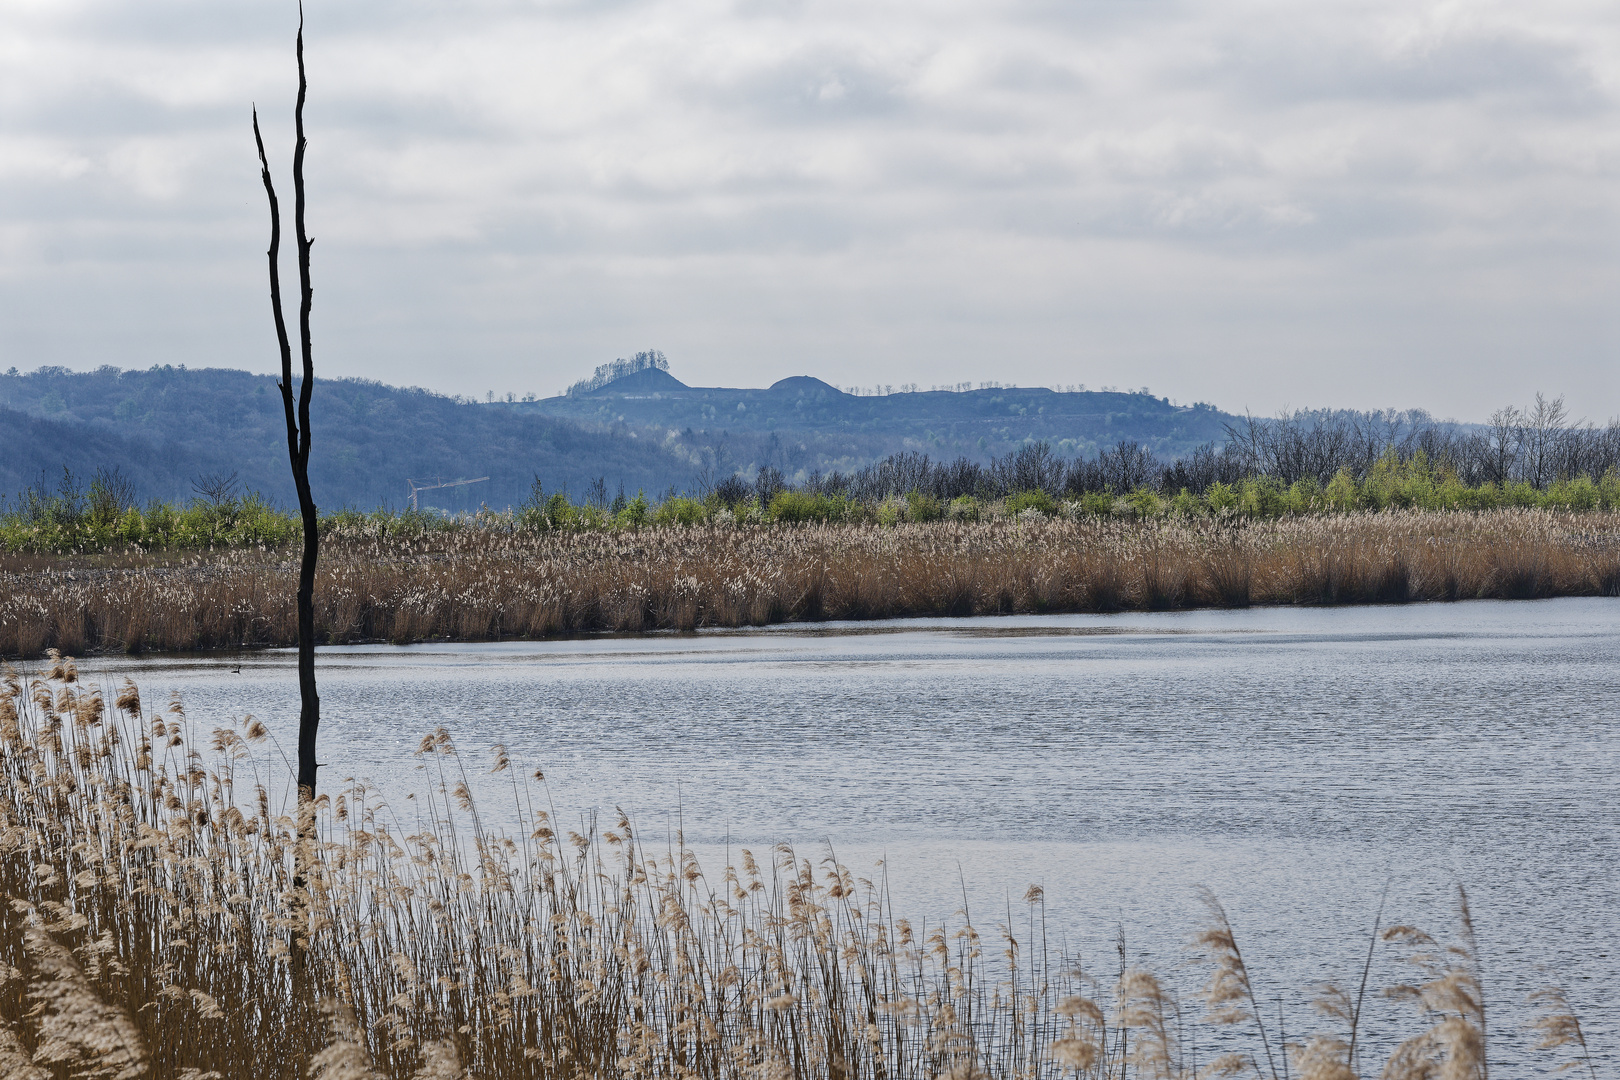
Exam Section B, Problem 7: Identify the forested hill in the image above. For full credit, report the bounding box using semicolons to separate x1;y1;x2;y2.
0;365;1240;511
0;366;693;511
524;369;1231;464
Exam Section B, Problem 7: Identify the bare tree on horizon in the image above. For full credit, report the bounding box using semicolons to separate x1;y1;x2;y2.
252;9;321;805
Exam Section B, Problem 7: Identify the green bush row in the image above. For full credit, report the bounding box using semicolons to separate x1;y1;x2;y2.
0;491;300;554
8;457;1620;554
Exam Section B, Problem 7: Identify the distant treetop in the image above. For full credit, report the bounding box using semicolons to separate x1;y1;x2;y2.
567;350;669;397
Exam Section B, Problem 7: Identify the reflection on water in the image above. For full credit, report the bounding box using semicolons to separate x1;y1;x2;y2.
64;598;1619;1068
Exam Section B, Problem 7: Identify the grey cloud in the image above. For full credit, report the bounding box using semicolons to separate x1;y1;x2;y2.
314;95;513;144
5;86;242;140
1;0;1617;419
1009;0;1195;36
1214;29;1605;109
41;0;509;47
19;7;257;46
694;46;915;124
730;0;810;20
985;54;1088;95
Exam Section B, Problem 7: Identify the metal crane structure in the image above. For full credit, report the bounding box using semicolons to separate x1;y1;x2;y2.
407;475;490;512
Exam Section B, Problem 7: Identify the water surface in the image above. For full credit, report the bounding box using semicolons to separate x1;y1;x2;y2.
72;597;1618;1071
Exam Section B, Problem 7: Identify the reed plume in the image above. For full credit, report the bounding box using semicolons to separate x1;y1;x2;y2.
1527;985;1597;1080
1287;985;1358;1080
1290;1036;1357;1080
0;664;1600;1079
17;909;148;1078
0;961;48;1080
1116;969;1179;1079
1192;889;1278;1080
5;509;1620;659
310;999;387;1080
410;1041;467;1080
1379;889;1488;1080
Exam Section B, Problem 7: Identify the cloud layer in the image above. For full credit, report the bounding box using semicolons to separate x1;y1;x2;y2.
1;0;1617;418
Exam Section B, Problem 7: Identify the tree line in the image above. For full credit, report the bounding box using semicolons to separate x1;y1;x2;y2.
744;394;1617;503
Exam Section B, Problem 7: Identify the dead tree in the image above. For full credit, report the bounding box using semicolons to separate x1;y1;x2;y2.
253;12;320;804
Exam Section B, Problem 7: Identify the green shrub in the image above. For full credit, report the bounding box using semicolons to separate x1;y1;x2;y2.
115;508;144;543
15;464;1620;555
653;496;708;526
1284;478;1322;513
905;492;942;523
1467;481;1502;510
615;492;650;528
769;491;849;524
1205;481;1239;515
1503;481;1539;508
1003;490;1058;517
1323;469;1360;512
1392;472;1435;509
1076;491;1114;517
1546;476;1598;511
1433;474;1476;510
323;507;368;532
1122;487;1164;517
1239;478;1287;517
544;492;578;529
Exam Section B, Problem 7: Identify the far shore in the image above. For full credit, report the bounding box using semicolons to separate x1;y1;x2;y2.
5;508;1617;661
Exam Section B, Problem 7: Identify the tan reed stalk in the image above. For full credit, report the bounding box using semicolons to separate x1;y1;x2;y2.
1046;994;1106;1076
1379;888;1488;1080
0;664;1602;1080
1116;969;1178;1079
310;998;388;1080
4;510;1620;659
0;1024;49;1080
1283;984;1359;1080
1527;985;1597;1080
1192;889;1279;1080
410;1041;467;1080
1289;1035;1357;1080
15;907;149;1078
0;961;49;1080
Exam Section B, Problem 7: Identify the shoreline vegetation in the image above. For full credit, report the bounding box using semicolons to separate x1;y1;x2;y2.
9;446;1620;556
6;439;1620;660
3;508;1619;659
0;661;1600;1079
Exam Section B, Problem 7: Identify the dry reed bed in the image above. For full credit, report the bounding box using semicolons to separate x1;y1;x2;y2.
0;661;1598;1079
3;510;1620;659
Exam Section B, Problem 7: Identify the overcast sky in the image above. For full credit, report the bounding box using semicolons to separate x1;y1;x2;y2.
2;0;1616;420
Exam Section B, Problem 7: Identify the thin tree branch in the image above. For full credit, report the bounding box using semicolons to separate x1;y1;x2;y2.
294;3;314;470
252;108;298;470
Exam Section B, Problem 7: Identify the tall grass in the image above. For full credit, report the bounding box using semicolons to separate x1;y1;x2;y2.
3;510;1619;659
0;662;1599;1079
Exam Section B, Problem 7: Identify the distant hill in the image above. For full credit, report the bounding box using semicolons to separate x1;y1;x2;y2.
521;370;1232;464
1;364;1242;511
0;366;696;511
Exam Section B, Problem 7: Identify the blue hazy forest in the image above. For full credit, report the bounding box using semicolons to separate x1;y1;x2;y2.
8;355;1613;520
0;359;1235;510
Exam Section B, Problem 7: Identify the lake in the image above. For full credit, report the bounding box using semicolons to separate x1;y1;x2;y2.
69;596;1617;1071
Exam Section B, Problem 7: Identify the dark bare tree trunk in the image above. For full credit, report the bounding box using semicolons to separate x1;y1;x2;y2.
253;11;320;806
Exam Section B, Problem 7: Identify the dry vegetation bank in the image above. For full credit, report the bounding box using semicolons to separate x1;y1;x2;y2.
0;661;1600;1079
4;510;1620;659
